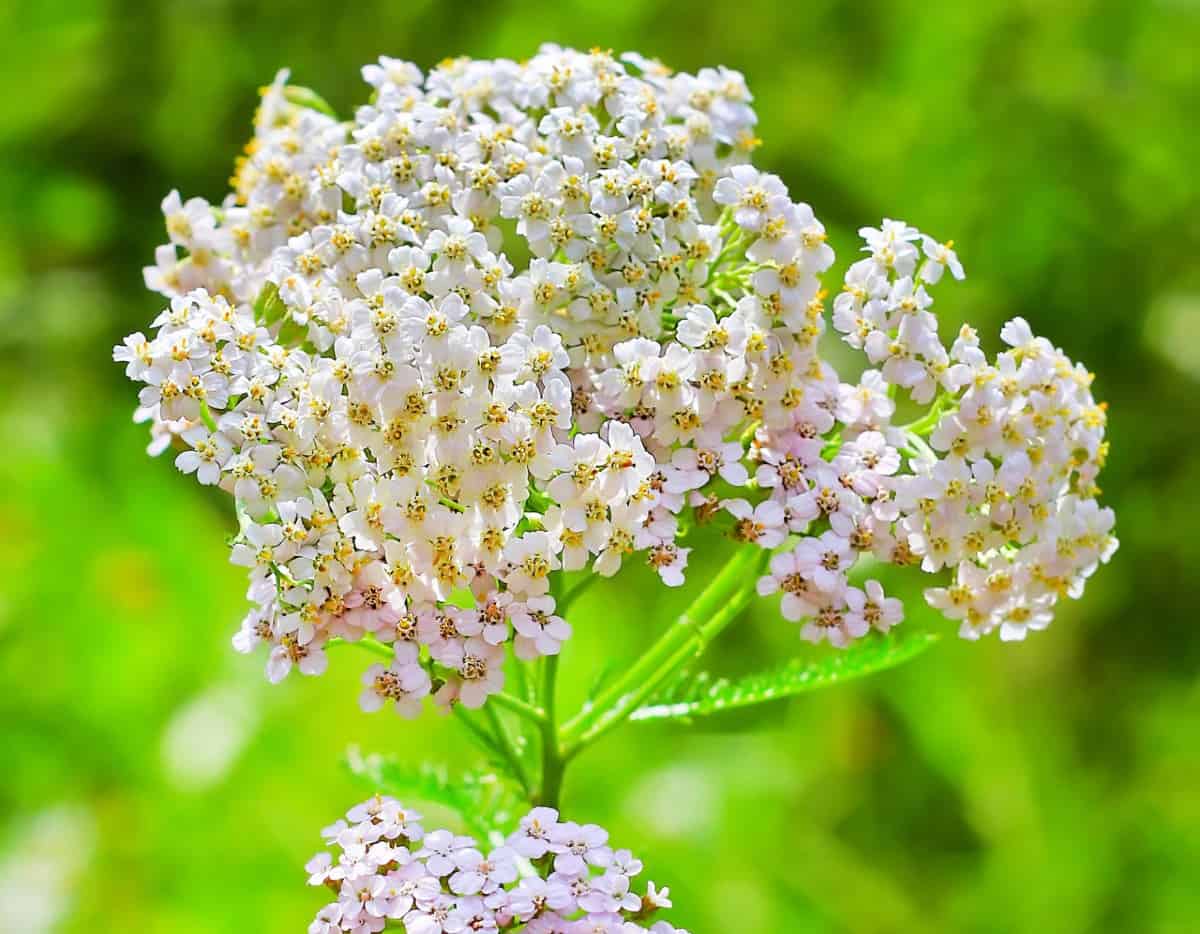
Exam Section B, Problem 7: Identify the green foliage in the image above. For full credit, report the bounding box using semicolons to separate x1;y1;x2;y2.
282;86;339;119
252;281;287;326
631;631;940;723
345;747;525;842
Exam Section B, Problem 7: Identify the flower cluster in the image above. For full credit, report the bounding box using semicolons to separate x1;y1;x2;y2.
305;796;684;933
115;46;1117;715
829;221;1117;640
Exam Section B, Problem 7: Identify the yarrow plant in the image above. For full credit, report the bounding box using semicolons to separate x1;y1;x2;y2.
115;44;1117;929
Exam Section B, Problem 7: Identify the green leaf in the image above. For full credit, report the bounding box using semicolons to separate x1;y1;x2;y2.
253;281;287;326
344;747;523;842
283;85;339;119
276;316;312;350
629;629;940;724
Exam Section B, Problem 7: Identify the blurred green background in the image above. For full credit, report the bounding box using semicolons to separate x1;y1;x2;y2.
2;0;1199;930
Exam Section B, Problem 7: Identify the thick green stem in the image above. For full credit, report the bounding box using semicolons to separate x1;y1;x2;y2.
538;654;565;809
556;574;597;617
558;545;770;756
568;568;763;753
534;572;569;809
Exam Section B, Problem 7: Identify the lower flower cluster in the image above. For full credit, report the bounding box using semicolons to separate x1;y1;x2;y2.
306;796;684;933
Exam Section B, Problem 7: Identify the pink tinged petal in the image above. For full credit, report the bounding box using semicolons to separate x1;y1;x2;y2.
265;648;292;683
359;689;386;713
660;565;686;587
720;461;749;485
781;593;810;622
723;498;752;519
756;500;785;525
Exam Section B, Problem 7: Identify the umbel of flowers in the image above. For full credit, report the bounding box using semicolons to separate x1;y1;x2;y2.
306;796;682;934
115;45;1116;715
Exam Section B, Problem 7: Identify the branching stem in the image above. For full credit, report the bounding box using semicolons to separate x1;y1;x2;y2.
558;545;770;758
346;550;773;810
489;690;547;724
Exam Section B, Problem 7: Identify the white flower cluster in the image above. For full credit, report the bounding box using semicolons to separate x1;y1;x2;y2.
115;45;1117;713
305;796;685;934
828;220;1117;640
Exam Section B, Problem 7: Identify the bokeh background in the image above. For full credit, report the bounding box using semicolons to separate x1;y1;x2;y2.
3;0;1199;930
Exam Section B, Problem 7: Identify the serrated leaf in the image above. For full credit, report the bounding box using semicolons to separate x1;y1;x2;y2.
629;629;940;723
344;747;523;843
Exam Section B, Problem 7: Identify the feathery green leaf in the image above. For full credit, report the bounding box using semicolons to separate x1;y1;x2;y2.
630;630;940;723
344;747;523;842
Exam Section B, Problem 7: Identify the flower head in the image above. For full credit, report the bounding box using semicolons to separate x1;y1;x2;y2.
118;46;1116;720
305;797;689;933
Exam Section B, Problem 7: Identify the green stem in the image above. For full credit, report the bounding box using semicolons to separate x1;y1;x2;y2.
712;286;740;309
898;393;955;436
483;703;533;798
490;689;547;725
335;626;550;801
537;576;568;808
556;574;598;617
570;568;763;753
559;545;770;757
511;650;535;703
707;230;748;283
538;654;565;809
329;636;394;660
198;399;218;433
